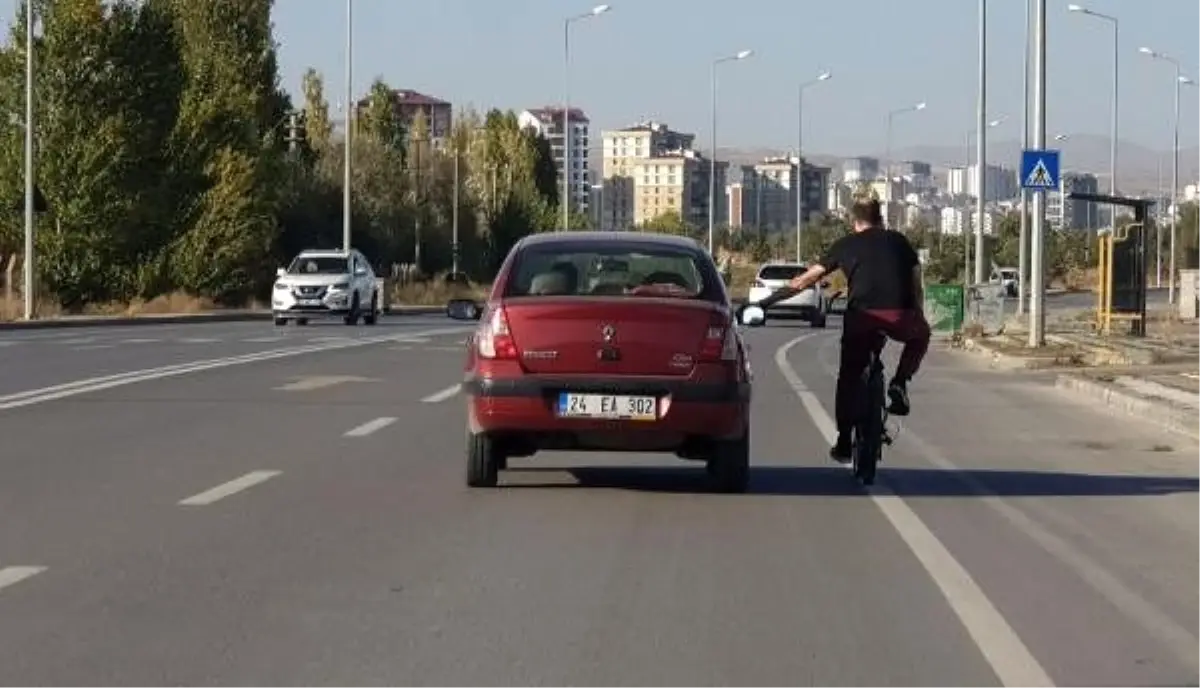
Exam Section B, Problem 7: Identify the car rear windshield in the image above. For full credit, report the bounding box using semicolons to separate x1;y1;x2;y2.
505;242;720;301
758;264;806;280
287;256;348;275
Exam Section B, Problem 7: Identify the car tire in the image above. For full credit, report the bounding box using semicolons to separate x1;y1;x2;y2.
344;295;360;326
362;292;378;325
811;311;827;328
706;429;750;494
295;318;309;326
273;317;287;326
466;431;502;488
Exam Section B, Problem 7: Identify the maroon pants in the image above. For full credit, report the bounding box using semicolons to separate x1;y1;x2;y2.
835;309;931;433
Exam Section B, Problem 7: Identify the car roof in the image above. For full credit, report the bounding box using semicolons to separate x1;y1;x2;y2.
295;249;352;258
517;231;703;252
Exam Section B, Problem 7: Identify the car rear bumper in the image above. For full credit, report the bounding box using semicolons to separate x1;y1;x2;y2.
464;375;750;451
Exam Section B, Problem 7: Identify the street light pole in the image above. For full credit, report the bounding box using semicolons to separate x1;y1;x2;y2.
1018;0;1031;315
1139;47;1188;304
22;2;34;321
1067;4;1118;254
1028;0;1047;348
973;0;988;285
342;0;352;252
562;4;610;232
964;117;1005;283
796;71;831;263
708;49;753;255
883;101;926;210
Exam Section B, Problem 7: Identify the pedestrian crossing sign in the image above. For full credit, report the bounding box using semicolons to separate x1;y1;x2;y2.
1020;149;1061;190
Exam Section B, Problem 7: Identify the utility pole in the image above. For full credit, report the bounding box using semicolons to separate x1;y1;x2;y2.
1017;0;1031;315
22;1;35;321
1028;0;1047;347
342;0;353;252
973;0;988;285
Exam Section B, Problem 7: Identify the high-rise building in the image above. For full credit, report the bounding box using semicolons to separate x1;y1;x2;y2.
1048;171;1101;230
946;164;1019;202
736;157;830;231
518;107;592;217
842;157;880;183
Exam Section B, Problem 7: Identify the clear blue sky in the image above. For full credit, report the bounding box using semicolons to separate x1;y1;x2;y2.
270;0;1198;156
0;0;1194;155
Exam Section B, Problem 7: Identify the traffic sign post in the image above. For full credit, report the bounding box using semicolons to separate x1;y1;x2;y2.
1020;149;1060;190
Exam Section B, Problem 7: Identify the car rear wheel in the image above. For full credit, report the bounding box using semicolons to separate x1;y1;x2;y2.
466;431;503;488
811;311;827;328
295;318;309;326
706;429;750;493
362;292;379;325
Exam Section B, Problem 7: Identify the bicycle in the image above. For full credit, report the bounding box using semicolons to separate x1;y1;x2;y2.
852;342;893;486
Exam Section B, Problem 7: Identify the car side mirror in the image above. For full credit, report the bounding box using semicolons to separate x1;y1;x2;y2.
736;304;766;327
446;298;482;321
276;267;286;278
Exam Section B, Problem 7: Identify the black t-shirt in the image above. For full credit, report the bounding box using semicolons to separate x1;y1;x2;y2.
820;226;920;311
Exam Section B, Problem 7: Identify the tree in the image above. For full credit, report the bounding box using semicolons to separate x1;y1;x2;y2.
359;78;404;153
299;68;333;152
640;210;691;235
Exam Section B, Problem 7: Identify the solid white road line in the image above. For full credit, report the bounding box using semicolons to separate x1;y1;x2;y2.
179;470;281;506
120;338;162;344
421;383;461;404
344;416;397;437
0;325;472;411
179;337;220;344
0;566;46;593
774;334;1053;688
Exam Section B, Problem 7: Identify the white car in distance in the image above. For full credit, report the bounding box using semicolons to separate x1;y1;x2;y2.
272;249;380;326
747;262;828;328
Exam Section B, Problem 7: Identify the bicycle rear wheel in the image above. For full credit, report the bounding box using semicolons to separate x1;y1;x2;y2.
852;355;885;486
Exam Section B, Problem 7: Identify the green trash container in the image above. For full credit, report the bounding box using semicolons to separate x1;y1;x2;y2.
924;284;964;333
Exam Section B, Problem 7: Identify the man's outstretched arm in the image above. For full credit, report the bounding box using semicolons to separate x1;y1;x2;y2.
754;263;829;309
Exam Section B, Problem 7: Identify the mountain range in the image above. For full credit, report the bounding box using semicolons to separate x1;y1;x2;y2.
718;134;1200;196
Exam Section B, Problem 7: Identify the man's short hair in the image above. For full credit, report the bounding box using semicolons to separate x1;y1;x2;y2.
850;199;884;226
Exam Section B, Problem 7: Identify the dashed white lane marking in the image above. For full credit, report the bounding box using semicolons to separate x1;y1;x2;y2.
389;346;413;351
774;334;1053;688
428;345;462;352
0;566;46;593
121;338;161;344
344;416;397;437
60;337;95;345
396;337;431;343
179;470;281;506
244;336;284;343
179;337;220;344
421;384;461;404
74;344;115;351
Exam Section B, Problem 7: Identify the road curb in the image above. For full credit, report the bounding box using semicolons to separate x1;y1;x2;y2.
0;305;443;331
960;337;1084;370
1054;373;1199;440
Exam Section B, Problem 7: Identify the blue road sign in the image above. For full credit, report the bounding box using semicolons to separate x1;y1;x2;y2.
1020;149;1061;190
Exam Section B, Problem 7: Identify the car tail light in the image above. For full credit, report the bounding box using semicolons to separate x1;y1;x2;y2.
476;306;519;359
753;279;766;288
698;315;738;362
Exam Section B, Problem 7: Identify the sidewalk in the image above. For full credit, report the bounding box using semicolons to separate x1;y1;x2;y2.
1055;366;1199;440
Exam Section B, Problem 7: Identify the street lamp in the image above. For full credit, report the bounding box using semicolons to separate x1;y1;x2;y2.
21;3;34;320
1067;5;1119;198
1053;133;1070;232
973;0;989;284
562;4;610;232
342;0;352;253
707;48;754;255
963;116;1006;283
1139;46;1188;304
795;70;831;263
883;101;926;202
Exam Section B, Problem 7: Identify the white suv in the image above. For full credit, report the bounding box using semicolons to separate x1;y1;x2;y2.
747;262;827;328
272;249;380;326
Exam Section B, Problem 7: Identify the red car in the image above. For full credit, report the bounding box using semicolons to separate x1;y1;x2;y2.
446;231;753;493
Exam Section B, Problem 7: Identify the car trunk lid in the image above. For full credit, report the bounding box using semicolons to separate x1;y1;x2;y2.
503;297;722;376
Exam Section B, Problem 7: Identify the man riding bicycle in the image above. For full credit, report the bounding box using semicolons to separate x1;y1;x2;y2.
756;197;931;463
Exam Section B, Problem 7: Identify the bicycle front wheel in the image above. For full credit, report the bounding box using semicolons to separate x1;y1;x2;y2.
853;362;886;485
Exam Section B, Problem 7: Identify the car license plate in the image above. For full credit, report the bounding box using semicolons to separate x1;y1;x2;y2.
557;393;657;421
298;298;322;306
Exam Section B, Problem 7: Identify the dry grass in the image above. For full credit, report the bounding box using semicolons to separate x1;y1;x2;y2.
0;290;263;322
388;277;489;306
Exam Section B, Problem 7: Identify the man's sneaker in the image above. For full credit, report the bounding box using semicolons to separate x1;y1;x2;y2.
829;433;852;464
887;381;911;416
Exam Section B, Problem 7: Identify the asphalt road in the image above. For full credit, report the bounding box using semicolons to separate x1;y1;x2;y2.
0;314;1195;685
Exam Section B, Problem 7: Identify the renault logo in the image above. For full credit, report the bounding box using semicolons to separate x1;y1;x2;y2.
601;324;616;342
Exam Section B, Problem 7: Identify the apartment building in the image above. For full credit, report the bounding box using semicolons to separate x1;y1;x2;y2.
946;164;1019;202
735;157;830;231
518;107;592;217
628;150;727;229
355;89;453;148
1047;171;1101;230
599;121;699;230
841;156;880;183
939;207;997;236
